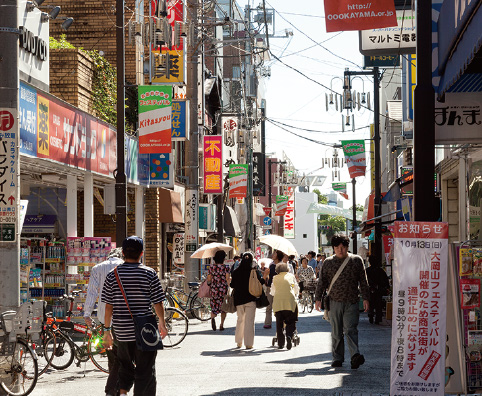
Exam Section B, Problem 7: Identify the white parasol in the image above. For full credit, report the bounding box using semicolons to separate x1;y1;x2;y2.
190;242;234;259
259;235;298;257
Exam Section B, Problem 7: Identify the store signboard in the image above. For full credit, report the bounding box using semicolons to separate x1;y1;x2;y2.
391;221;449;396
253;152;265;196
0;108;18;242
364;54;400;68
171;100;188;141
138;152;174;188
18;81;117;177
185;189;198;252
173;232;184;265
359;10;417;56
284;194;295;239
138;85;172;154
203;135;223;194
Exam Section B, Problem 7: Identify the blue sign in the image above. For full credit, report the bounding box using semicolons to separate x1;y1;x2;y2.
263;217;272;226
264;229;271;235
19;81;38;157
171;100;187;141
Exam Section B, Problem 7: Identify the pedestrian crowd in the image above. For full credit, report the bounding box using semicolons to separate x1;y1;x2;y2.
85;233;390;396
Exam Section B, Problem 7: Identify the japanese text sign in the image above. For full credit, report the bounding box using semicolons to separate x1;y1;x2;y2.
391;221;448;395
0;108;18;242
171;100;188;141
253;152;265;196
18;81;117;176
228;164;248;199
138;153;174;188
203;135;223;194
173;233;184;265
138;85;172;154
341;140;366;178
284;194;295;239
324;0;396;33
185;189;198;252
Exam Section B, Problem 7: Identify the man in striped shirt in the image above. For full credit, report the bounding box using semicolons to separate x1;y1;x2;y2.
84;247;123;396
102;236;167;396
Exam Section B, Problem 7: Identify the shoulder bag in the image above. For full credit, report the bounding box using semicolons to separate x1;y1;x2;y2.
221;288;236;313
114;268;163;351
256;289;269;309
249;268;263;297
323;254;351;321
198;279;211;298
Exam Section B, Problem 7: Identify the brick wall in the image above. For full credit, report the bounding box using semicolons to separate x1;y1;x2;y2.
49;48;94;114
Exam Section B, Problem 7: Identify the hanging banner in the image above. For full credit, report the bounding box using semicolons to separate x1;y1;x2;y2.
324;0;396;33
203;135;223;194
228;164;248;199
0;108;18;242
138;152;174;188
138;85;172;154
185;189;198;252
284;194;295;239
253;152;265;196
391;221;449;396
275;195;289;217
332;182;349;200
173;233;185;266
341;140;367;178
171;100;189;141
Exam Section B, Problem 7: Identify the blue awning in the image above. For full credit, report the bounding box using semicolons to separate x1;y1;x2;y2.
437;5;482;98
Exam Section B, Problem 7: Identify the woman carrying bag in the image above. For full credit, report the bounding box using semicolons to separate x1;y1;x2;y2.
207;250;231;331
230;252;266;349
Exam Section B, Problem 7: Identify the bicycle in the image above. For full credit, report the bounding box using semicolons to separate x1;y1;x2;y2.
163;307;189;347
299;280;316;314
0;301;43;396
163;275;211;321
44;293;108;373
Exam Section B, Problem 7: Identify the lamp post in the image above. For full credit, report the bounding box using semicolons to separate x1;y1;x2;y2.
352;177;357;253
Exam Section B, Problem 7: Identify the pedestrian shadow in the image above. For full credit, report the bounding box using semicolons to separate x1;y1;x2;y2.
269;351;332;366
204;386;348;395
201;347;282;357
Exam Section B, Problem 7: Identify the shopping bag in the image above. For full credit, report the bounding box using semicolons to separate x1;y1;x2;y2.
256;290;269;309
221;289;236;313
198;280;211;298
133;314;163;351
249;269;263;297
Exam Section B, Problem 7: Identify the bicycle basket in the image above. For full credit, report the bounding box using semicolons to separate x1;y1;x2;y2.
1;301;43;342
305;280;318;292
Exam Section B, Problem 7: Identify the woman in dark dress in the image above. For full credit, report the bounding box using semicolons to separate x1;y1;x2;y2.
207;250;230;331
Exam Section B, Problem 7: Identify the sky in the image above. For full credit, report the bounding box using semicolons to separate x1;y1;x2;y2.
239;0;376;207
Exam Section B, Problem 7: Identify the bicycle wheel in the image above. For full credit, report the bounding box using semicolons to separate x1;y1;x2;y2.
163;307;188;347
189;293;211;321
88;326;109;373
300;293;306;313
307;294;314;313
162;293;176;309
45;332;75;370
31;328;55;376
0;339;38;396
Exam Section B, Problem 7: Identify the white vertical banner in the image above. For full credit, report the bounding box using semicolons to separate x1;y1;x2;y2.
391;221;449;396
184;189;198;253
284;194;295;239
173;233;185;265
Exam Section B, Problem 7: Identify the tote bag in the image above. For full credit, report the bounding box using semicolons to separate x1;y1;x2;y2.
198;280;211;298
248;269;263;297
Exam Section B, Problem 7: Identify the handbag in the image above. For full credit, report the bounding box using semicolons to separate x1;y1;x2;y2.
198;279;211;298
256;290;270;309
249;269;263;297
323;254;351;321
221;289;236;313
114;268;163;351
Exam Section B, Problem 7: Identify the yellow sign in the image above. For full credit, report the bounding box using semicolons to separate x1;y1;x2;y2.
151;50;185;84
37;95;49;156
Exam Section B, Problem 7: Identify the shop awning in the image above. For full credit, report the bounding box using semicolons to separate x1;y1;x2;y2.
158;188;183;223
437;3;482;98
22;215;57;234
224;206;241;237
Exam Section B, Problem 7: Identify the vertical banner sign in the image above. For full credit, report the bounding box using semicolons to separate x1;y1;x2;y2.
253;152;265;196
370;124;375;190
341;140;367;178
324;0;397;33
138;85;172;154
391;221;449;396
284;194;295;239
171;100;188;141
138;153;174;188
332;182;349;199
203;135;223;194
185;189;198;253
173;233;185;266
228;164;248;199
0;109;18;242
275;195;289;217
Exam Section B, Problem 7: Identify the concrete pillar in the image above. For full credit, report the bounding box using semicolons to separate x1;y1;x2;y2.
84;172;94;237
135;185;144;239
458;158;468;242
67;175;77;237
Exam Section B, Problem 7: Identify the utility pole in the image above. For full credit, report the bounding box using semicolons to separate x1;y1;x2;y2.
115;0;127;245
352;178;357;253
0;0;20;311
184;0;199;283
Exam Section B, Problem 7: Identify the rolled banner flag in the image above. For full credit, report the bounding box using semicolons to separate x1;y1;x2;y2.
228;164;248;199
341;140;366;179
332;182;349;200
274;195;289;216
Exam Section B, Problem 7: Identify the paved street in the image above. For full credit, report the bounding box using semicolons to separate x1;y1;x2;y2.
32;308;391;396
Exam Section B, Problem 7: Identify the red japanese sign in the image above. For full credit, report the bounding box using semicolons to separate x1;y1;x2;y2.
284;195;295;239
324;0;397;33
203;136;223;194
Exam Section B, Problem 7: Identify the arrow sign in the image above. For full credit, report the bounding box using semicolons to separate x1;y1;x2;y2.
263;207;271;216
263;217;272;226
8;195;15;205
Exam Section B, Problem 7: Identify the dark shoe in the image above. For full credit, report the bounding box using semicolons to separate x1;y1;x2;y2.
263;325;271;329
219;325;224;331
278;344;284;349
286;337;292;350
331;360;343;368
369;317;374;324
351;353;365;369
211;318;216;331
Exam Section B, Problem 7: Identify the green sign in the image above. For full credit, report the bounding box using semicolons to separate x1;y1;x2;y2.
364;55;400;68
1;224;15;242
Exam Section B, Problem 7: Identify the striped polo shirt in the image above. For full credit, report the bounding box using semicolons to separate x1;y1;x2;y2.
101;262;165;342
